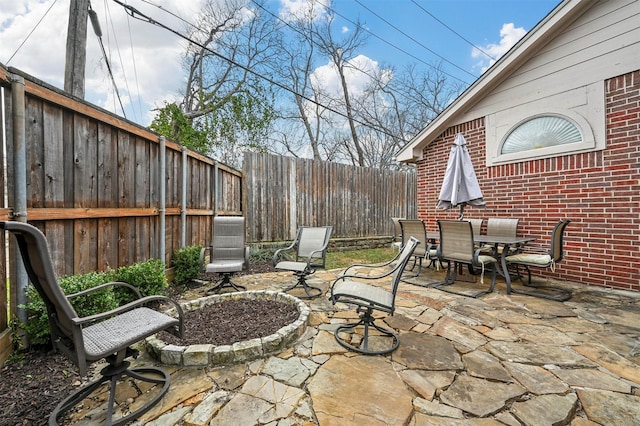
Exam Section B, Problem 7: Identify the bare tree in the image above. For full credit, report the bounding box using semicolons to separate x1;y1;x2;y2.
151;0;278;167
311;12;369;166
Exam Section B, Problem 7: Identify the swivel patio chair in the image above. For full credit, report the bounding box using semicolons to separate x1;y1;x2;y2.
200;216;249;294
0;221;184;426
399;219;439;277
505;219;572;301
434;219;499;298
273;226;333;299
330;237;419;355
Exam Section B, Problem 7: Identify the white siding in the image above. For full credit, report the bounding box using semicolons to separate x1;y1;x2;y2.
458;0;640;165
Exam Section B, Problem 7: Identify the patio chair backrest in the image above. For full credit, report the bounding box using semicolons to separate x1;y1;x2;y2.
211;216;246;261
295;226;333;267
468;218;484;237
399;219;428;258
391;237;420;295
486;218;519;237
0;222;79;340
550;219;571;262
438;219;475;263
391;217;404;243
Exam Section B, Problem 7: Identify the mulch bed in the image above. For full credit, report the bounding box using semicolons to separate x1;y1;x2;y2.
0;348;80;426
159;298;300;346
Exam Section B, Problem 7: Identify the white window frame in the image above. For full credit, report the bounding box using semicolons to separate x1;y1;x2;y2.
485;82;604;167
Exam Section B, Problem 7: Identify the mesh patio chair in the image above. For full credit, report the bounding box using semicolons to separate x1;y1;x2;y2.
273;226;333;299
468;218;484;237
0;221;184;426
330;237;419;355
505;219;572;301
434;219;499;298
399;219;439;277
482;217;520;255
200;216;249;294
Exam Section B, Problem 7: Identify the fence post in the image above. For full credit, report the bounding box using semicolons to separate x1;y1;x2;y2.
10;73;28;329
159;136;166;263
180;145;187;248
289;157;296;238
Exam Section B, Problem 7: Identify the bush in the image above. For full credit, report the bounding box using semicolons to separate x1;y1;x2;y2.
18;259;168;345
112;259;168;300
172;245;203;287
20;271;117;346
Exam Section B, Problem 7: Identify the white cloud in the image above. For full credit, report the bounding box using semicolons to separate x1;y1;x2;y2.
472;22;527;72
279;0;330;22
0;0;204;125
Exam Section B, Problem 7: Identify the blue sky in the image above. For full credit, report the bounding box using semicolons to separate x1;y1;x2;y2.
1;0;561;126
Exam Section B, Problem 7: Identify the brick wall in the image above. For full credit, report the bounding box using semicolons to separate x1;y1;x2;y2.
417;70;640;292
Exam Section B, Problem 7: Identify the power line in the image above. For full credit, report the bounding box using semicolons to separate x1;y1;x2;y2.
109;0;409;143
317;1;473;85
89;1;127;117
352;0;478;80
5;0;60;64
101;0;138;120
409;0;497;61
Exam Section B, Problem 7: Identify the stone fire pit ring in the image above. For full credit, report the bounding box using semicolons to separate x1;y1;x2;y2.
145;290;310;367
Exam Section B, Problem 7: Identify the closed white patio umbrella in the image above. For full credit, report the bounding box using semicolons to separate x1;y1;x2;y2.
436;133;486;219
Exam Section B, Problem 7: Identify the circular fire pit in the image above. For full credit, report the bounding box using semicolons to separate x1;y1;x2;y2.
146;290;309;366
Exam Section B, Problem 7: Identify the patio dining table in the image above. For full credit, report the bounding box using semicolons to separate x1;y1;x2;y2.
427;232;536;294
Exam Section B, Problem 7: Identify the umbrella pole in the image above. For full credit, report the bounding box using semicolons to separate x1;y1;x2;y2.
458;205;464;220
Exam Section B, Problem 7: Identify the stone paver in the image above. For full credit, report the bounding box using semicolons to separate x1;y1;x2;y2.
60;268;640;426
510;393;578;426
440;375;526;417
308;354;414;425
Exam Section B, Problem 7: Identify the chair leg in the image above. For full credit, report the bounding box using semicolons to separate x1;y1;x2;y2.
509;264;572;301
50;359;170;426
206;272;246;295
283;271;322;299
434;261;497;298
333;307;400;355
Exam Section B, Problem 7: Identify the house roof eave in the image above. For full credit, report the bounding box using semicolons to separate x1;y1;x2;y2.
396;0;596;164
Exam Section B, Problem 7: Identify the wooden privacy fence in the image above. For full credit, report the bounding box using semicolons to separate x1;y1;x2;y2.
0;64;242;363
243;152;417;242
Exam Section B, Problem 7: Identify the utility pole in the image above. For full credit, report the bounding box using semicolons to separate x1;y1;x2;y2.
64;0;89;98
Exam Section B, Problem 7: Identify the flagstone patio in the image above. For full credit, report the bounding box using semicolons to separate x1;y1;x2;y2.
69;266;640;425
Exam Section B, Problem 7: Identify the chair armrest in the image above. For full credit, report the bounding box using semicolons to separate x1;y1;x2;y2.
66;281;143;301
199;246;211;272
333;261;401;285
342;251;403;275
273;242;296;265
72;295;185;338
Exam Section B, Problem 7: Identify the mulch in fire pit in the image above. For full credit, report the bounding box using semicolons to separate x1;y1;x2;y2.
159;298;300;346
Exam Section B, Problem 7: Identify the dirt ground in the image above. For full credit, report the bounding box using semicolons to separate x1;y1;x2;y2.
0;261;279;426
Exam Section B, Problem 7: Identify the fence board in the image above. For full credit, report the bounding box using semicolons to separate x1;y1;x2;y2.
243;152;417;243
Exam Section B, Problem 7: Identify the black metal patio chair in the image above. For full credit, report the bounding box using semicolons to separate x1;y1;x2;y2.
434;219;499;298
330;237;419;355
200;216;249;294
0;221;184;426
505;219;572;301
273;226;333;299
399;219;439;276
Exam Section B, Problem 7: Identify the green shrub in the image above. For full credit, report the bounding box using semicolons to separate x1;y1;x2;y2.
172;245;203;287
17;259;168;345
19;271;117;345
113;259;168;299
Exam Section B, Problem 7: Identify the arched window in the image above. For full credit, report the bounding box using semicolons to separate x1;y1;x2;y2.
501;115;582;154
